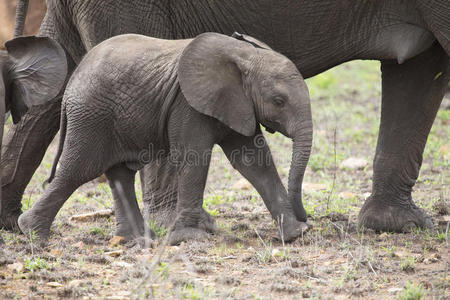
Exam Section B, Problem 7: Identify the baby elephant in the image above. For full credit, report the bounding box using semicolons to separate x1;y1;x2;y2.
19;32;313;245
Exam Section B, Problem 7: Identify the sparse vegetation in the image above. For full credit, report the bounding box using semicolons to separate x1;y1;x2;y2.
400;256;416;273
148;220;168;238
398;282;425;300
24;257;50;273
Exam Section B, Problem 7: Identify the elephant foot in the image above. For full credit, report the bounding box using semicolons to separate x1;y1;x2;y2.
18;210;52;242
146;206;177;228
169;227;210;246
358;196;433;232
147;207;216;234
198;208;217;233
132;236;154;248
0;212;21;231
278;215;310;242
115;222;156;242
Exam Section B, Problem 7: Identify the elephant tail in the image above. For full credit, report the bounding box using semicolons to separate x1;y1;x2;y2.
42;103;67;189
14;0;30;37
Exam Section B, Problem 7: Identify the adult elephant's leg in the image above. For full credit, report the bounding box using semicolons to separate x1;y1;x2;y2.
359;43;449;232
0;98;62;230
141;159;216;232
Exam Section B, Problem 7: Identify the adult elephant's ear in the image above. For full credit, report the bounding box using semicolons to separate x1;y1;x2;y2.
5;36;67;123
178;32;257;137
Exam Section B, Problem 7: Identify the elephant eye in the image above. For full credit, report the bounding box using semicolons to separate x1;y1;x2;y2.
273;97;285;107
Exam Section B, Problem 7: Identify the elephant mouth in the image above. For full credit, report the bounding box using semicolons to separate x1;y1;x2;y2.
263;125;276;134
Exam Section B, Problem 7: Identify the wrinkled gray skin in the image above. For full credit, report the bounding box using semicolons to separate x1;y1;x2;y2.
2;0;449;233
0;36;66;222
18;33;313;245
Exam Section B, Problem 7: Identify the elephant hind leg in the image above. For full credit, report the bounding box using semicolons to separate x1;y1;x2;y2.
141;159;216;234
141;159;178;227
18;175;81;242
106;163;155;243
18;133;108;242
359;42;449;232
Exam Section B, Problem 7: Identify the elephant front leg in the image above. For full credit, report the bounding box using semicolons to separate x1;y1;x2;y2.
169;147;215;246
219;130;308;242
359;43;449;232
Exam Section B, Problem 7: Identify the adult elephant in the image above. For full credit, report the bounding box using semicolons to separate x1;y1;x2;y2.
1;0;448;233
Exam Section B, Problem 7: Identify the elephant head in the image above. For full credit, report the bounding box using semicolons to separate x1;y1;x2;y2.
178;32;313;221
0;35;67;199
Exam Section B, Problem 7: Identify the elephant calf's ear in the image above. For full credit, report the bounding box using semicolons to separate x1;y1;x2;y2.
231;32;272;50
5;36;67;123
178;33;256;137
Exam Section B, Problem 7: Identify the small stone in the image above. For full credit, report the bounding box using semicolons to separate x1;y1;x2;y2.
68;280;84;288
7;262;24;273
105;250;124;257
425;253;440;264
112;261;133;268
46;282;63;288
271;248;280;257
303;182;327;192
232;178;252;190
340;157;368;170
109;236;126;247
438;144;449;155
430;253;441;260
393;251;409;258
379;232;388;239
437;215;450;225
50;249;64;257
388;287;403;294
72;241;85;249
338;191;356;200
136;255;152;262
96;174;108;183
302;290;311;298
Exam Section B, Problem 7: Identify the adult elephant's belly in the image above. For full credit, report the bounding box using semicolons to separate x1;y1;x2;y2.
371;24;436;64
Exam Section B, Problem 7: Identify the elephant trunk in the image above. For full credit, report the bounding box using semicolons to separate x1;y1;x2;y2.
287;109;313;222
14;0;30;37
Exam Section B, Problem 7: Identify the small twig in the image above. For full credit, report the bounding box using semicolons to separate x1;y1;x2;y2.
326;127;337;211
132;227;173;296
329;221;362;246
226;287;238;299
69;209;114;222
254;228;279;264
277;214;285;248
221;255;237;260
29;231;34;257
304;274;324;282
367;260;378;277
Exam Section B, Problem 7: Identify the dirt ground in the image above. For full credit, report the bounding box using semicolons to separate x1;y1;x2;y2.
0;61;448;299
